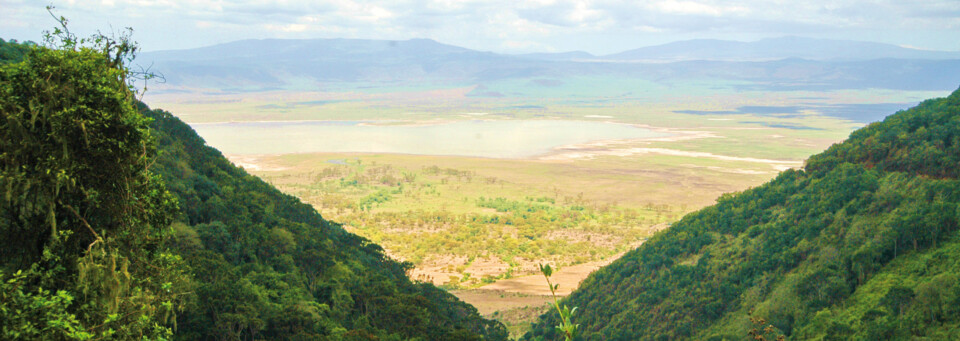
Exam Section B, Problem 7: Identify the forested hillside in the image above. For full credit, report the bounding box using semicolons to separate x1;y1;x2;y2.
144;106;507;340
0;37;506;340
525;88;960;340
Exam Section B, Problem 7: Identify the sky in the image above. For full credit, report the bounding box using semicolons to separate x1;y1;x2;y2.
2;0;959;55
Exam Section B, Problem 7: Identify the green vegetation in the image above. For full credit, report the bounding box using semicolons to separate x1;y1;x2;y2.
147;108;507;340
538;264;579;341
1;25;186;340
0;30;507;340
0;38;35;64
523;87;960;340
244;127;817;336
257;157;681;284
7;14;959;341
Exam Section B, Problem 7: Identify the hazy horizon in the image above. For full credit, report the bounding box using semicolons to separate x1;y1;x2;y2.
135;35;960;56
2;0;959;55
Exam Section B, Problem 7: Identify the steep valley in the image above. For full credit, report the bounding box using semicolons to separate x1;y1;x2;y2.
5;30;960;340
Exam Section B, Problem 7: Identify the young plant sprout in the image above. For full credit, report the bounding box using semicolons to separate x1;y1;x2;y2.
540;263;580;341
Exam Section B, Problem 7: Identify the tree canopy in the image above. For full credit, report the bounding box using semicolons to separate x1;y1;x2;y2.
0;30;186;340
0;30;507;340
524;87;960;340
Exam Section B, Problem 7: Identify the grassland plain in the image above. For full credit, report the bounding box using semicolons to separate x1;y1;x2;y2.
231;113;850;337
236;117;827;279
150;80;951;338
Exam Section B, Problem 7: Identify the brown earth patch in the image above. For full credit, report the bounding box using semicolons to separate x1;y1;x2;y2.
479;255;625;296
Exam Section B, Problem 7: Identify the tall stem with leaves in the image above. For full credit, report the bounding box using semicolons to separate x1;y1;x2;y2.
539;263;579;341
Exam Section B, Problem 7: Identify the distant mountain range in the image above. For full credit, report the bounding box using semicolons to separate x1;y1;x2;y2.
603;36;960;62
137;37;960;92
514;50;595;61
139;38;519;88
142;38;477;62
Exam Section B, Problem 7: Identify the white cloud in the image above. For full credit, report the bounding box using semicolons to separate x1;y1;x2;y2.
651;0;749;16
264;23;308;32
1;0;959;54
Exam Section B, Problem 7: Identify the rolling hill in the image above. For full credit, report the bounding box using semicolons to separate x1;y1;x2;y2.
523;87;960;340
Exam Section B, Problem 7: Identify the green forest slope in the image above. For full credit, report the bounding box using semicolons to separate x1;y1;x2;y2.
525;87;960;340
145;106;506;340
0;38;506;340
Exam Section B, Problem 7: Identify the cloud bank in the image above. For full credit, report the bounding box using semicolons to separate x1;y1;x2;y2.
1;0;958;54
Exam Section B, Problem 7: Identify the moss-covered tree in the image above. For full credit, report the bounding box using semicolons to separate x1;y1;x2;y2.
0;18;188;340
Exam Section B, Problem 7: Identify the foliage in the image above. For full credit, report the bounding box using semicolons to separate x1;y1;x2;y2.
144;102;507;339
748;316;785;341
539;264;579;341
0;32;186;339
260;160;676;280
0;38;35;65
1;32;508;340
0;270;90;340
523;87;960;340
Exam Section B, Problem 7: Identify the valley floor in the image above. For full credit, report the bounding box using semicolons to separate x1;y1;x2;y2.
230;115;844;337
152;83;948;337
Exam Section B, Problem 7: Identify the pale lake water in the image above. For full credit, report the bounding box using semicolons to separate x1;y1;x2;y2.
189;120;669;158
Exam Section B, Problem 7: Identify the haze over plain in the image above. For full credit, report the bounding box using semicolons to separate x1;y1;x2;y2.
4;1;960;338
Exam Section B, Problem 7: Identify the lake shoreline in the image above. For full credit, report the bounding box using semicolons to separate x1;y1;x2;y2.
192;119;673;158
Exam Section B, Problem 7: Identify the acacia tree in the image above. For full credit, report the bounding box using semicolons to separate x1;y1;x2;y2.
0;13;187;340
